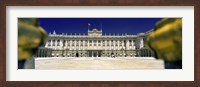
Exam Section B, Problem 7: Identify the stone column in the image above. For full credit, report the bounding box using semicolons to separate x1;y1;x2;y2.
60;40;62;48
133;40;135;50
59;40;61;48
92;40;94;47
88;40;89;48
55;40;57;48
118;40;120;50
96;40;98;47
67;40;72;50
41;50;43;57
122;40;126;49
40;50;42;57
146;50;148;57
109;40;111;50
101;40;103;47
146;50;147;57
87;51;89;57
42;49;45;57
97;51;98;57
63;40;65;48
140;38;144;48
83;40;85;49
146;50;149;57
38;49;40;57
142;50;144;57
105;40;107;49
58;40;60;48
65;40;67;48
132;40;134;49
78;40;80;50
92;51;93;57
127;40;129;50
114;40;115;50
75;40;76;49
51;39;53;48
43;50;45;57
70;40;72;49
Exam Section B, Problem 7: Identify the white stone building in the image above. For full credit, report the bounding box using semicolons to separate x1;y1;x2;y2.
36;28;154;57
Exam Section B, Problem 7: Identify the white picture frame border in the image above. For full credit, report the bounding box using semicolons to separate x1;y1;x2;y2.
6;6;194;81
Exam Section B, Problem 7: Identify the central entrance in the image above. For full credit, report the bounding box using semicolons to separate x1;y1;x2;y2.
88;50;101;57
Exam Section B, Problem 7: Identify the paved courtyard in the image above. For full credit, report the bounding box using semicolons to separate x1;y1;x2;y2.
35;57;164;70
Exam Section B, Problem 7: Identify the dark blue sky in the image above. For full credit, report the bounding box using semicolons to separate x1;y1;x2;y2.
39;18;162;35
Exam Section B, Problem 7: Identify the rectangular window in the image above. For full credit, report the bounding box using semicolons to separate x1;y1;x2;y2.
63;40;66;46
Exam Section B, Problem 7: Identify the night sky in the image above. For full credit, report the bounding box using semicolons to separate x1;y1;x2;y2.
39;18;162;35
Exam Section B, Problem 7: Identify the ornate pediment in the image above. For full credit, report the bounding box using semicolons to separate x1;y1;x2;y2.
88;28;102;37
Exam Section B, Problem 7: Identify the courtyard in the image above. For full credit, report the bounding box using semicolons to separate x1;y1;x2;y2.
35;57;164;69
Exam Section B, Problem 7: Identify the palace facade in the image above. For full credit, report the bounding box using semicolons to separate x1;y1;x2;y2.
36;28;155;58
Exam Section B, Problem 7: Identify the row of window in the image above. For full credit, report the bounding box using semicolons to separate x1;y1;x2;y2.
48;43;134;46
48;39;136;43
